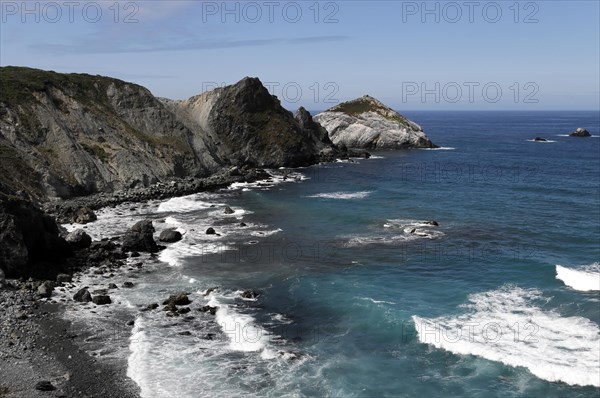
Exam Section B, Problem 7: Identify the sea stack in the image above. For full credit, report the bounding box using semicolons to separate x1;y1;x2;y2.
314;95;437;149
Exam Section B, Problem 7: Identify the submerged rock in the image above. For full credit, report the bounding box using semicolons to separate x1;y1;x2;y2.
534;137;547;142
240;290;260;299
314;95;437;149
199;305;218;315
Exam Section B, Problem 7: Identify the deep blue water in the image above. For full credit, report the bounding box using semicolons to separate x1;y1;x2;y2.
68;111;600;397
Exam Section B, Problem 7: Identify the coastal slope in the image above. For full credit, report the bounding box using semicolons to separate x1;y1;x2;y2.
0;67;342;201
314;95;437;149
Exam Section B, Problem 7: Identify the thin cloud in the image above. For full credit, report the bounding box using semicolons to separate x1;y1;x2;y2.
31;35;349;54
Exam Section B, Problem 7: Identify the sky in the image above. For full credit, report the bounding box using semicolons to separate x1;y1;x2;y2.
1;0;599;111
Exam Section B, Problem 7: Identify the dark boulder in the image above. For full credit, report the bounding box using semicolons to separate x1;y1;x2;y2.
37;281;54;298
73;207;97;224
534;137;547;142
35;381;56;391
92;295;112;305
123;281;134;288
0;196;70;278
224;206;235;214
65;229;92;249
159;228;182;243
206;227;216;235
122;220;158;253
199;305;218;315
73;288;92;302
423;221;439;226
570;128;591;137
203;287;218;296
240;290;259;299
162;293;191;306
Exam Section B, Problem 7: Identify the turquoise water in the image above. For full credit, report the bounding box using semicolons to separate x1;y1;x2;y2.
203;111;600;397
66;111;600;397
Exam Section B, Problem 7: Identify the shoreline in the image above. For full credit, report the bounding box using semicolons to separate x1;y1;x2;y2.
42;167;271;224
1;165;302;398
0;283;140;398
1;156;368;397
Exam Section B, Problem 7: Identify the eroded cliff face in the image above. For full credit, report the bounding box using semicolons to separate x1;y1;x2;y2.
0;67;223;200
314;95;438;150
0;68;340;201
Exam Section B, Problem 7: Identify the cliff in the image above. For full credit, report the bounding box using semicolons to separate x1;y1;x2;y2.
0;67;341;201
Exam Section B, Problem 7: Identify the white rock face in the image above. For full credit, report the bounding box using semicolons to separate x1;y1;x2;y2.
314;95;437;149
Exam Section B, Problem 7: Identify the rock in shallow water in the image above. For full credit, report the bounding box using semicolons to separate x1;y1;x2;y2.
159;228;182;243
121;220;158;253
73;288;92;302
224;206;235;214
92;295;112;305
162;293;191;306
73;207;97;224
569;127;591;137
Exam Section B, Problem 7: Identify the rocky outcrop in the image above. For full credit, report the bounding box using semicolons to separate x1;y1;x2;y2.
569;128;591;137
314;95;437;149
0;194;70;278
162;77;347;168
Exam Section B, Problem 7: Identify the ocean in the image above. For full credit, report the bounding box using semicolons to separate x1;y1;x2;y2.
60;111;599;398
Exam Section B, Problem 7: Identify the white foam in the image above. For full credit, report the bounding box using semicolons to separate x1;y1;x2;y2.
250;228;283;237
556;263;600;292
207;293;273;354
227;170;308;192
358;297;396;305
157;194;215;213
413;285;600;387
163;216;182;225
526;139;556;143
368;155;385;159
159;240;229;267
420;147;456;150
307;191;372;200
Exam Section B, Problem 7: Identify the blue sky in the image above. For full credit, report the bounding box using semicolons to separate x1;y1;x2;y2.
1;1;599;111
